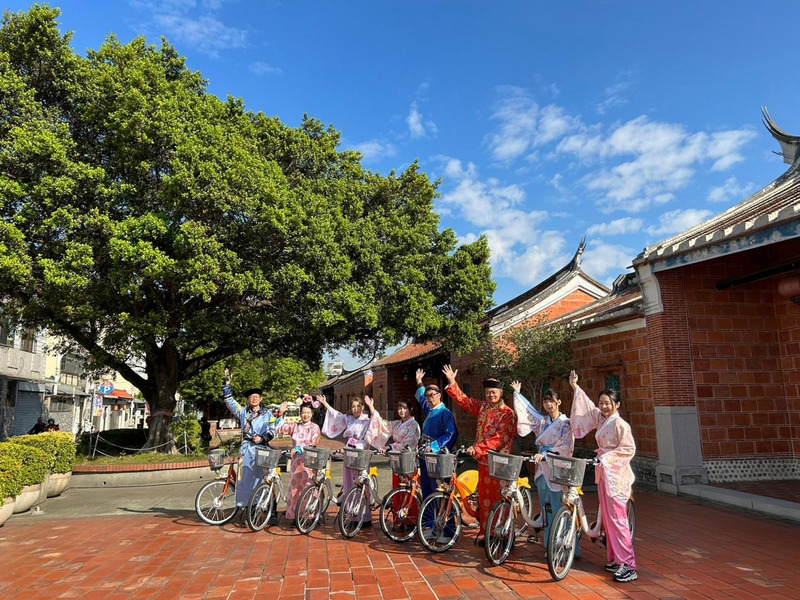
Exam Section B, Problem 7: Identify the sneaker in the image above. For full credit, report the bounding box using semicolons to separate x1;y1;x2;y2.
464;521;480;530
604;561;620;572
331;493;342;506
613;564;638;583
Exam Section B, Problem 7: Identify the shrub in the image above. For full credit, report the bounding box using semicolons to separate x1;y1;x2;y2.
10;432;77;474
76;428;148;456
0;452;24;500
171;414;202;453
0;442;48;487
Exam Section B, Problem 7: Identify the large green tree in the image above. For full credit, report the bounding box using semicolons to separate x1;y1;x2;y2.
0;6;494;449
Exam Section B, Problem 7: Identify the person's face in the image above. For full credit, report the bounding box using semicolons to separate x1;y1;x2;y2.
542;395;560;417
598;394;619;418
37;418;43;424
247;393;262;409
300;407;313;423
424;390;442;409
484;387;503;406
396;403;410;421
351;401;363;417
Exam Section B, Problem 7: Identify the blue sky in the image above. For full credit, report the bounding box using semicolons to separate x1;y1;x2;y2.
7;1;800;368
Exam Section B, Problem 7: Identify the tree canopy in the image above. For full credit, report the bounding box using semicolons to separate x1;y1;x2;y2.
0;5;495;449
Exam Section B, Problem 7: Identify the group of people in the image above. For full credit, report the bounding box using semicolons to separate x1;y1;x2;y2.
28;417;59;434
221;365;638;584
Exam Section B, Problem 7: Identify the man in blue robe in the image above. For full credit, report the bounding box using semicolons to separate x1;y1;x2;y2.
414;368;458;499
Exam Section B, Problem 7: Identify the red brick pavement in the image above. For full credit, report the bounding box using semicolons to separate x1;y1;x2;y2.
1;489;799;600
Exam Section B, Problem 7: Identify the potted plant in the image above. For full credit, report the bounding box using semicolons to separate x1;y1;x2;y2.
0;442;47;513
12;432;76;497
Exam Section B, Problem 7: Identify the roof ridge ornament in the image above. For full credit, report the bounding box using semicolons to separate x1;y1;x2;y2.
570;235;587;271
762;106;800;166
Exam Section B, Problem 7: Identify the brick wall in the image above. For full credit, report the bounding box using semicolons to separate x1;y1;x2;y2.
570;324;656;458
333;371;373;413
681;244;796;461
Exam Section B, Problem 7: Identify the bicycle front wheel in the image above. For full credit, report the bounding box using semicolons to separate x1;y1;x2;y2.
295;484;325;535
246;482;275;532
380;488;421;543
195;480;239;525
547;506;578;581
338;485;368;538
485;499;516;566
417;491;462;553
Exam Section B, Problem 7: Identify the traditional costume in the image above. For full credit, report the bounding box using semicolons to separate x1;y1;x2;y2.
275;420;321;520
223;385;276;507
414;385;458;498
446;381;517;536
570;385;636;570
322;405;372;521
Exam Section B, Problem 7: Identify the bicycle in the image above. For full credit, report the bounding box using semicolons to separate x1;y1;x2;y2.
545;454;636;581
294;446;335;534
483;450;539;565
245;446;289;532
379;448;426;543
195;447;240;525
336;446;381;538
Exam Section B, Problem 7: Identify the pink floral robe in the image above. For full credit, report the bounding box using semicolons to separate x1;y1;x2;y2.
276;420;321;520
322;407;372;521
570;385;637;569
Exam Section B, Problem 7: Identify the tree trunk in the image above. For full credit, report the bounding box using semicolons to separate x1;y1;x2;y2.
140;349;180;453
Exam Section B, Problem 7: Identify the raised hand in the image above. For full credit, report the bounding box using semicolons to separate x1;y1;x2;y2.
569;370;579;389
279;401;288;416
510;380;521;393
415;368;425;385
363;395;374;410
442;364;457;385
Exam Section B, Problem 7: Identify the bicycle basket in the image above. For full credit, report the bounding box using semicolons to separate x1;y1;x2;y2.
207;449;226;470
343;447;373;471
423;452;456;479
388;450;417;475
546;454;586;487
302;446;330;470
254;446;282;469
488;451;524;481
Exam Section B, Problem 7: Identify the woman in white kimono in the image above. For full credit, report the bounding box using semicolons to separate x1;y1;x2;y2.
275;401;321;520
569;370;637;584
511;381;579;558
319;395;372;524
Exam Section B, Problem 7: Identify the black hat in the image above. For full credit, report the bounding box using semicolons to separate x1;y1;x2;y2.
424;385;441;394
482;378;503;390
242;388;263;398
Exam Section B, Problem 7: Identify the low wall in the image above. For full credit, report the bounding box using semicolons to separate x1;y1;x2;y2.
72;460;231;488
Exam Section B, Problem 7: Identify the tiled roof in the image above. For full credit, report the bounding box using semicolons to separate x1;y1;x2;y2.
374;341;444;367
551;274;643;329
634;150;800;267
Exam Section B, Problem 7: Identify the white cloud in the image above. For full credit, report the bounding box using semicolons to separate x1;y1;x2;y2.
352;140;397;162
587;217;643;236
248;61;282;76
407;102;437;139
708;176;755;204
486;87;582;162
581;241;636;281
646;208;713;237
439;157;566;286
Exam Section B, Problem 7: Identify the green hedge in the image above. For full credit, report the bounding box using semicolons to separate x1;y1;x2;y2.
11;432;77;474
0;451;24;500
0;442;47;488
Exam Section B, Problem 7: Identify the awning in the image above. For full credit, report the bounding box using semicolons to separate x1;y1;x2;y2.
17;381;46;393
106;388;134;399
46;383;90;397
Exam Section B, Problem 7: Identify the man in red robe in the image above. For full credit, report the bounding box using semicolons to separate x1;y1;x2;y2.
442;364;517;544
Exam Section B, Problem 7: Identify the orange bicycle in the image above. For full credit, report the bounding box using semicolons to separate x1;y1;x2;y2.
195;447;239;525
379;449;426;542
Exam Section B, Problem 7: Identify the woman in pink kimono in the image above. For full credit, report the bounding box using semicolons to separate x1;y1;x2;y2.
275;400;321;520
319;395;372;524
569;370;637;584
364;396;421;525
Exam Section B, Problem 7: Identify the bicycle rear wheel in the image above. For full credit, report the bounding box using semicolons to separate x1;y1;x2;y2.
338;486;368;538
417;492;462;553
295;484;325;534
547;506;578;581
195;480;239;525
515;486;534;538
485;499;516;566
380;488;421;543
246;482;275;532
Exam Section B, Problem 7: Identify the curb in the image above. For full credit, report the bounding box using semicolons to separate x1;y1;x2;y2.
680;483;800;524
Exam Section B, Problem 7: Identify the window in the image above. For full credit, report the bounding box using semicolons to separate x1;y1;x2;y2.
605;375;621;393
0;318;14;347
20;328;36;353
60;353;85;376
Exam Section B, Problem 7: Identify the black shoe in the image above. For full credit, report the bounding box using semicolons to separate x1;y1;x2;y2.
613;564;638;583
605;561;620;572
475;537;485;547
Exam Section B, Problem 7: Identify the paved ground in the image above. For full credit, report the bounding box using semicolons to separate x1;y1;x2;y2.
2;467;800;600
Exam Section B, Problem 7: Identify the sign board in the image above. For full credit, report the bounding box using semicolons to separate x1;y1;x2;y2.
94;395;104;417
99;382;114;395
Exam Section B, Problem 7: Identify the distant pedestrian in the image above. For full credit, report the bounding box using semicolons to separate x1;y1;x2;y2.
44;418;60;432
28;417;46;434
